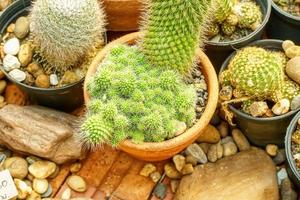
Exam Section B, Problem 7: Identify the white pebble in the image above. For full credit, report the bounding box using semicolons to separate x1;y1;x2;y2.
277;168;288;185
8;69;26;82
4;38;20;55
294;153;300;160
61;188;72;200
272;99;290;115
3;54;21;71
50;74;58;86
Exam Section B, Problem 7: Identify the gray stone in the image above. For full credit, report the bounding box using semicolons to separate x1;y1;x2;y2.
277;168;288;185
223;141;238;157
153;183;167;199
185;143;207;164
232;129;250;151
291;95;300;110
272;149;286;165
281;177;297;200
14;17;29;39
207;144;218;163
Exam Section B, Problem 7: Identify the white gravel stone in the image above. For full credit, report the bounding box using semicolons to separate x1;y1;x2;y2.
3;54;21;71
8;69;26;82
50;74;58;86
4;38;20;55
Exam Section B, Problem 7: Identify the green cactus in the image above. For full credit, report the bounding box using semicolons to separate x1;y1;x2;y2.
272;79;300;102
223;47;285;100
81;45;197;146
213;0;237;23
30;0;106;72
221;22;236;36
206;23;220;38
233;2;262;29
140;0;212;76
226;14;239;26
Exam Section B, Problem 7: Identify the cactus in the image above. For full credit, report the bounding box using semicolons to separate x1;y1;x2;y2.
206;23;220;38
140;0;212;76
81;45;197;147
233;2;262;29
223;47;285;100
272;79;300;102
213;0;237;23
221;22;236;36
226;14;239;26
30;0;106;72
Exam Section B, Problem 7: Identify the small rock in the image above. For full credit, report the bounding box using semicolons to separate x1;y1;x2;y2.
210;110;221;125
153;183;167;200
28;161;57;179
266;144;278;157
221;136;234;144
219;85;233;101
61;188;72;200
0;0;12;11
48;165;60;179
3;38;20;55
14;179;32;199
27;62;44;78
223;141;238;157
26;190;41;200
232;129;250;151
285;45;300;58
18;43;33;66
164;163;181;179
249;101;269;117
291;95;300;110
281;177;297;200
67;175;87;192
33;178;48;194
170;180;180;193
277;168;288;185
139;163;157;177
49;74;59;86
26;156;41;165
181;163;194;175
35;74;50;88
217;121;228;138
9;69;26;82
185;143;207;164
286;57;300;84
24;72;35;86
60;71;80;85
70;162;82;173
264;109;275;117
0;71;5;79
185;155;198;166
27;174;34;181
198;143;211;154
14;17;29;39
41;184;52;198
3;157;28;179
3;54;21;71
0;80;7;94
216;141;223;159
282;40;295;52
272;99;290;115
273;149;286;165
150;171;161;183
24;179;32;187
207;144;218;162
6;23;14;33
196;125;220;144
175;122;187;136
173;154;186;172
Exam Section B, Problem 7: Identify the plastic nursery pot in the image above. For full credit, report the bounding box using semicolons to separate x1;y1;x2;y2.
205;0;271;73
285;111;300;188
84;32;219;161
267;1;300;44
0;0;98;111
219;39;300;147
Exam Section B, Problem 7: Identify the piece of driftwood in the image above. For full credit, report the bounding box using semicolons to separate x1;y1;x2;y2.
175;149;279;200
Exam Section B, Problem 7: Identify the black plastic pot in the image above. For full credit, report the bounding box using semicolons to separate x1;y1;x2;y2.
285;111;300;188
267;0;300;44
0;0;100;111
205;0;271;73
219;39;300;147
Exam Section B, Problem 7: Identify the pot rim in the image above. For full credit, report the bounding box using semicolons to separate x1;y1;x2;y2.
83;31;219;152
271;0;300;22
285;111;300;181
219;39;300;122
205;0;271;47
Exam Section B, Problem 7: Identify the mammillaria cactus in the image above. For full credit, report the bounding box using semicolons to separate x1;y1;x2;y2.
30;0;106;72
141;0;212;76
213;0;237;23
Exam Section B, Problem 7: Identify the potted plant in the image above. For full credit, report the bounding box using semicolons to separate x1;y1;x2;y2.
0;0;106;111
82;0;219;161
205;0;271;72
267;0;300;44
285;111;300;188
219;39;300;147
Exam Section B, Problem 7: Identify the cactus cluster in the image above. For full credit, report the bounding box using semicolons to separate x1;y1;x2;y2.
81;45;197;147
30;0;106;73
140;0;212;76
208;0;262;38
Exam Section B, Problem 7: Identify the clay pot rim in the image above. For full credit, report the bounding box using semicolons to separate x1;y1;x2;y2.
84;32;219;151
219;39;300;122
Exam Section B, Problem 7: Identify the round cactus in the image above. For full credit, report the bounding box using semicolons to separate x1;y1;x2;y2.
221;22;236;36
225;47;285;100
213;0;237;23
226;14;239;26
233;2;262;29
272;79;300;102
206;23;220;38
30;0;106;72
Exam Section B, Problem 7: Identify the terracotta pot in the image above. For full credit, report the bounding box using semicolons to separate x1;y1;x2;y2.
102;0;142;31
84;32;219;161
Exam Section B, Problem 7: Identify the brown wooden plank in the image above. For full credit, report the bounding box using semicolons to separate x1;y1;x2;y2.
49;164;71;197
98;152;134;196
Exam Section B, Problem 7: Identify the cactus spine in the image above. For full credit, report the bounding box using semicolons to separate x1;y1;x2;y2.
30;0;106;72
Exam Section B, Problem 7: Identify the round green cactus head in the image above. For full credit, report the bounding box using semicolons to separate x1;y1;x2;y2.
30;0;106;72
233;2;262;29
225;47;285;100
213;0;237;23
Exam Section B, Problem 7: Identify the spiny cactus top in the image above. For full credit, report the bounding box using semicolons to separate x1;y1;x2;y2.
82;45;197;148
213;0;236;23
233;1;262;29
30;0;106;72
224;47;285;101
141;0;212;76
